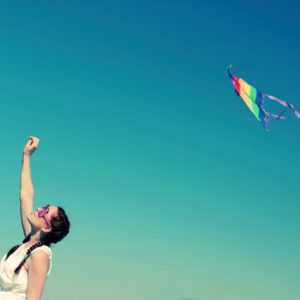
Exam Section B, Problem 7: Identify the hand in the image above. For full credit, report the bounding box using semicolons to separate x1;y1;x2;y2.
23;136;40;156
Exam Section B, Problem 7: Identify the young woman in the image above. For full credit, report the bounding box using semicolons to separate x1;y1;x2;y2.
0;137;70;300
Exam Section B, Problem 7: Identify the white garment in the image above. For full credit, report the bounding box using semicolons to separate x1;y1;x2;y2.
0;244;52;300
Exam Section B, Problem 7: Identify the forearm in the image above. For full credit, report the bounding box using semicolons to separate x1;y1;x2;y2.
20;154;34;201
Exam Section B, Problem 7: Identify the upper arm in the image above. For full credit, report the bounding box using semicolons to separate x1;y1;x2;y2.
26;250;50;300
20;194;33;236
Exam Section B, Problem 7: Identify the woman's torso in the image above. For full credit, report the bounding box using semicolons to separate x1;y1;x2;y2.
0;244;52;300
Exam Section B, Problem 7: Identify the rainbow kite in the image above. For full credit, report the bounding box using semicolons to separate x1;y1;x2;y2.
227;66;300;129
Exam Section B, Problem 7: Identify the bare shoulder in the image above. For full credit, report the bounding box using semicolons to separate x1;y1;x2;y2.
31;249;50;260
28;249;50;271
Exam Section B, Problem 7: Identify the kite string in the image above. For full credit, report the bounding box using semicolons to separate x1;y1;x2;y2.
108;96;219;123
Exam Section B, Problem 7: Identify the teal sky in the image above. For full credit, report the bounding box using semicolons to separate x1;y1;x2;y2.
1;1;300;300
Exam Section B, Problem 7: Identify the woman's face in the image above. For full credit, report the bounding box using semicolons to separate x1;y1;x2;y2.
27;205;59;230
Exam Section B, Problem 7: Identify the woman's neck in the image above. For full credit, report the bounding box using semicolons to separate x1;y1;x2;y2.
25;231;42;247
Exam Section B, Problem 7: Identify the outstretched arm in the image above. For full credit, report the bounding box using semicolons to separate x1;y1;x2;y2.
20;137;40;236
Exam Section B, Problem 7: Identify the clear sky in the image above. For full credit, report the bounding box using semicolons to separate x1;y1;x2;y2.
1;1;300;300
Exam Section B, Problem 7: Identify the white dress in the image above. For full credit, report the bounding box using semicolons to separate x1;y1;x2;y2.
0;244;52;300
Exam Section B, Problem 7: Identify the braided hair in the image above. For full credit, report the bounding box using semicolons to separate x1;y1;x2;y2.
14;241;43;274
6;206;70;274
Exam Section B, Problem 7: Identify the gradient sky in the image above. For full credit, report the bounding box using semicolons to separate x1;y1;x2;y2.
1;1;300;300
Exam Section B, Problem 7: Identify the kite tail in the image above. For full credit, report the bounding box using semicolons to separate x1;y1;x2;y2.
259;97;286;130
265;94;300;119
263;107;286;120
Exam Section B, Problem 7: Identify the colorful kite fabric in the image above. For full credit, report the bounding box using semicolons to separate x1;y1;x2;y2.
227;66;300;129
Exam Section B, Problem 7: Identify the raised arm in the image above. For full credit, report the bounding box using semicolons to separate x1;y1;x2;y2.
20;137;40;236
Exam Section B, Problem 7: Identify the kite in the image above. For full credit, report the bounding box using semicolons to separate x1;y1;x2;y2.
227;66;300;129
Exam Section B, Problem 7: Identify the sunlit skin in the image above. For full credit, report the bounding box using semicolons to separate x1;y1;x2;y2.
26;206;59;233
19;137;54;300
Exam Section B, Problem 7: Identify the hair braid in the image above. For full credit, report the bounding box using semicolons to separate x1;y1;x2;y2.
5;235;30;261
14;241;43;274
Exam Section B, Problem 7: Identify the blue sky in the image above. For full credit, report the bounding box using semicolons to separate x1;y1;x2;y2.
1;1;300;299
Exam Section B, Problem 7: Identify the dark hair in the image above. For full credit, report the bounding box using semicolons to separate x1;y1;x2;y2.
6;206;70;274
41;206;70;246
